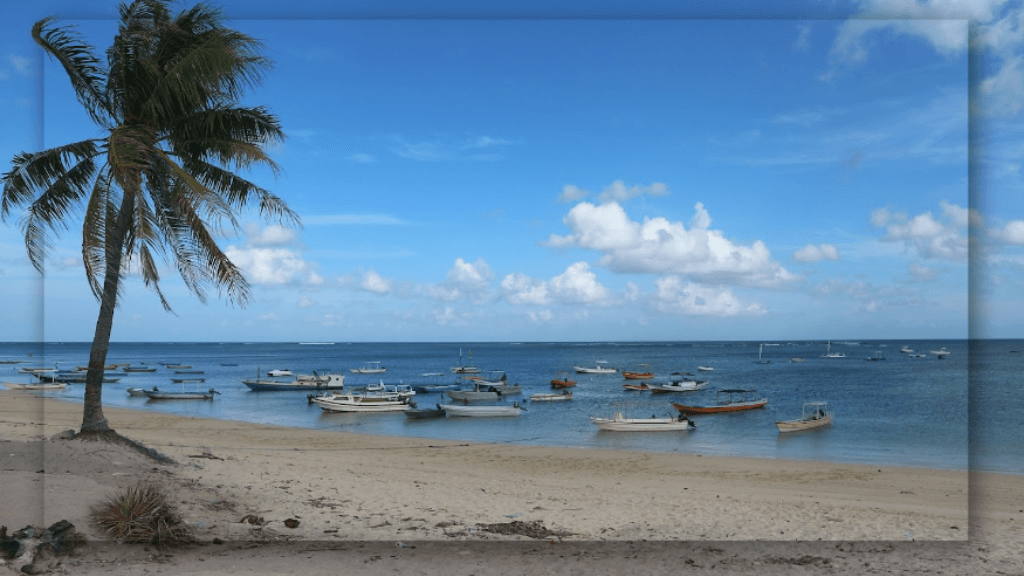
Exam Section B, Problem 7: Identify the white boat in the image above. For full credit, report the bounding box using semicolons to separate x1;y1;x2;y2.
754;343;771;364
697;366;714;372
789;357;806;363
648;379;707;394
574;361;618;374
821;341;846;359
360;381;416;399
143;388;220;400
590;412;695;432
929;348;951;357
19;366;58;374
466;370;508;386
900;346;913;354
450;348;481;374
243;372;346;391
529;391;572;402
439;402;523;417
126;387;149;397
3;381;66;391
266;369;293;377
776;401;833;432
311;390;411;412
350;361;387;374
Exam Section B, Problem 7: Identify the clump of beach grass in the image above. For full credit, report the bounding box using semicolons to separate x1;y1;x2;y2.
90;482;194;547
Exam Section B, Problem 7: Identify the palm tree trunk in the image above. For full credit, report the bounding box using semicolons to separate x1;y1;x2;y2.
80;192;134;434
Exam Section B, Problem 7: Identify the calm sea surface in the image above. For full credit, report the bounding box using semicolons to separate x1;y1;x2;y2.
1;339;1016;475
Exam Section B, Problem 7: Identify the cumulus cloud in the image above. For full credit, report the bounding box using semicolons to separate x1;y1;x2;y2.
360;270;393;294
547;201;798;288
908;263;938;281
501;262;611;306
297;296;317;308
871;200;973;260
558;181;669;204
427;258;494;303
653;277;767;317
224;225;320;287
559;184;588;203
793;244;840;262
993;220;1024;244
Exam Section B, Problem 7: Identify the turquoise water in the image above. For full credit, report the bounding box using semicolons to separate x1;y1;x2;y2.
0;339;1007;474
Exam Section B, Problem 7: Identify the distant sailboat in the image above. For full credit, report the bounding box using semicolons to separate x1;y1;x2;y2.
822;340;846;359
754;343;772;364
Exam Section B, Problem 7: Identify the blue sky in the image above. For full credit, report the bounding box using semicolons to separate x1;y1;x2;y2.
1;0;1020;342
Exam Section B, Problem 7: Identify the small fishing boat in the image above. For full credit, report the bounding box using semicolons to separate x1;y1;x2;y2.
466;370;509;387
929;348;951;358
411;373;460;394
790;357;806;363
243;371;346;391
621;364;654;380
776;401;833;432
622;382;650;391
648;373;707;394
143;388;220;400
590;412;695;432
529;391;572;402
3;381;66;391
439;402;524;417
76;364;119;371
126;387;150;397
899;346;913;354
550;372;577;389
311;390;411;412
350;361;387;374
171;378;206;383
449;348;481;374
122;366;158;372
36;374;121;384
165;364;191;369
574;361;618;374
866;351;886;361
221;363;239;366
174;370;204;374
672;389;767;415
697;366;714;372
404;402;447;419
19;366;58;374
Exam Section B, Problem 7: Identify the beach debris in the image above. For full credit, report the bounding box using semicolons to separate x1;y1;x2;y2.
284;519;300;529
50;430;75;441
0;520;87;574
90;482;194;547
475;520;573;540
240;514;265;526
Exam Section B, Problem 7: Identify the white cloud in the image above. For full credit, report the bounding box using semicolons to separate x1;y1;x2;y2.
391;134;513;161
908;263;938;281
596;180;669;203
547;201;798;288
872;201;971;260
793;244;840;262
245;224;299;247
501;272;549;305
559;184;588;203
549;262;610;304
225;236;321;287
427;258;494;303
992;220;1024;244
320;313;344;327
653;277;767;317
527;309;554;323
297;296;317;308
359;270;393;294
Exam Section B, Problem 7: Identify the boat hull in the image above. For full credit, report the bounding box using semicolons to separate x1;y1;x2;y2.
143;391;216;399
439;404;521;417
590;415;694;431
776;414;832;432
529;392;572;401
3;382;66;391
672;399;767;414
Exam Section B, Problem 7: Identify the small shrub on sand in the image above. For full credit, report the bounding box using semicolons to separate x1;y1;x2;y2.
90;482;194;546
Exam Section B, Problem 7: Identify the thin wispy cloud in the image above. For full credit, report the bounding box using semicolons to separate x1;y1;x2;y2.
390;134;514;162
303;214;409;226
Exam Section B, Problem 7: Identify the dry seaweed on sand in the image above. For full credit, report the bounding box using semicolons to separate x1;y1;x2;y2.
89;482;194;547
475;520;573;539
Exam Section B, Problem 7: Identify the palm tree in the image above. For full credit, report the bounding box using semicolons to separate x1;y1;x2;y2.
1;0;298;439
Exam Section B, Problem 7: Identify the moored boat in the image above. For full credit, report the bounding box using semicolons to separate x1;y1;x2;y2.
649;373;707;394
3;381;66;391
143;388;220;400
311;390;411;412
243;372;345;391
529;391;572;402
550;372;577;389
439;402;523;417
622;363;654;380
776;401;833;432
622;382;650;391
672;389;767;415
450;348;481;374
590;412;695;432
404;402;447;419
697;366;714;372
171;378;206;383
574;361;618;374
122;366;158;372
350;361;387;374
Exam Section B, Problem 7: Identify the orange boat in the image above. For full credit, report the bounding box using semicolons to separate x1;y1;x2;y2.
550;372;577;389
622;363;654;380
672;389;767;414
622;383;650;391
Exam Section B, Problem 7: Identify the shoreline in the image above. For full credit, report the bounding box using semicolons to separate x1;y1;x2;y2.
2;390;1023;572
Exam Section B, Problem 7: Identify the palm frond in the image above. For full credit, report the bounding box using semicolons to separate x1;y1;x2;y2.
170;155;299;228
2;140;101;218
166;106;285;172
32;18;112;128
82;168;116;300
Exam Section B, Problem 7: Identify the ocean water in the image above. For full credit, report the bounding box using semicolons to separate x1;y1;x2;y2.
1;339;1013;475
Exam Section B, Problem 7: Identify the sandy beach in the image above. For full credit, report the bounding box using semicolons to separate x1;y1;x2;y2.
1;389;1021;574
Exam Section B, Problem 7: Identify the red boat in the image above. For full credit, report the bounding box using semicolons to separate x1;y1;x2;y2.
622;363;654;380
672;389;767;414
550;372;577;389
